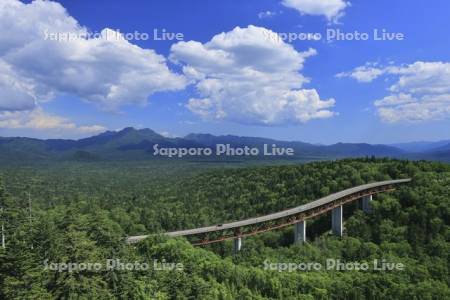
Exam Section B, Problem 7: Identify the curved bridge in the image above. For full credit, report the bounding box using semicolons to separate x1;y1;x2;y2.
127;179;411;252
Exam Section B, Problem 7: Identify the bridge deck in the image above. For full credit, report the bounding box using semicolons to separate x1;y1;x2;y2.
127;178;411;243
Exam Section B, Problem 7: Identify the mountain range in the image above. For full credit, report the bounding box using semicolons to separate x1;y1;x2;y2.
0;127;449;163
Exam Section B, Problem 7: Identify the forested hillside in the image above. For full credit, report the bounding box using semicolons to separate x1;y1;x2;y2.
0;158;449;299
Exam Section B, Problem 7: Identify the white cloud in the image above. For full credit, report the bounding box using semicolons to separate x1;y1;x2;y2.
0;108;106;134
0;85;36;112
0;61;37;111
340;61;450;122
376;94;450;123
336;63;385;82
0;0;186;113
282;0;350;22
387;62;450;95
258;11;277;19
170;25;336;125
374;93;415;107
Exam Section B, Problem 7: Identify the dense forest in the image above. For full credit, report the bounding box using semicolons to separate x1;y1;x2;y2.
0;158;449;299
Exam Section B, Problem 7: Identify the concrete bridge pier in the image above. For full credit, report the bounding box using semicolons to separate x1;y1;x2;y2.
294;220;306;244
233;237;242;255
362;195;372;213
332;205;343;236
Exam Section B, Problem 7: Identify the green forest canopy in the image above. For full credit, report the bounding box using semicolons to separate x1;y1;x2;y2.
0;158;449;299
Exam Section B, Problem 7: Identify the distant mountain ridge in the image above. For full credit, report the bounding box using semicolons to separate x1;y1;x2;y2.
391;140;450;153
184;133;405;157
0;127;448;163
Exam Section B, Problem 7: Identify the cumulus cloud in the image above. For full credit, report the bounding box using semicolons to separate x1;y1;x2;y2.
0;83;36;112
0;61;37;111
339;61;450;122
282;0;350;22
387;62;450;95
170;25;336;125
375;94;450;123
0;108;106;134
0;0;186;112
336;63;385;82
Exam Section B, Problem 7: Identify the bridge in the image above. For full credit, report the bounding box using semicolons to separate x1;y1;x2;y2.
127;179;411;254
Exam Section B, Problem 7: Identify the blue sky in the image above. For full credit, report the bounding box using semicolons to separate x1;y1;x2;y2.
0;0;449;143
